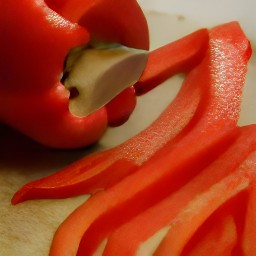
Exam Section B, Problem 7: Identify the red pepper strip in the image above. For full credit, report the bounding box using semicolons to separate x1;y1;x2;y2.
134;28;209;95
154;162;253;256
184;215;237;256
242;180;256;255
0;0;148;148
49;22;251;256
12;49;203;204
183;188;248;256
103;125;256;255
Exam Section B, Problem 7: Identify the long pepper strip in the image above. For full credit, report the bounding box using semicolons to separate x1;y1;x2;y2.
103;125;256;255
134;28;209;95
154;164;253;256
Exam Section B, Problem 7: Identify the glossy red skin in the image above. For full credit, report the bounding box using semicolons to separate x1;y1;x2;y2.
47;22;251;256
0;0;149;148
11;28;209;204
45;0;150;50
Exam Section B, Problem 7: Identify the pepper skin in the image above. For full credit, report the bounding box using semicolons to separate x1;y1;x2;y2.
48;22;251;256
134;28;209;95
0;0;149;148
1;0;211;149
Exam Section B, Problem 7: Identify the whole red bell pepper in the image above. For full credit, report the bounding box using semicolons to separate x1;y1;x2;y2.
1;0;209;149
0;0;150;148
48;22;251;256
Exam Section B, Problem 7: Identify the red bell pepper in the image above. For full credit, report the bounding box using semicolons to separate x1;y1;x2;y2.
0;0;149;148
48;22;251;256
12;28;209;204
103;125;255;255
1;0;209;149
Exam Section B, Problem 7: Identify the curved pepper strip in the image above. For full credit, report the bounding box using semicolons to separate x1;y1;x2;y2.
134;28;209;95
103;125;255;255
184;215;237;256
154;162;252;256
0;0;149;148
12;28;209;204
48;22;251;256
